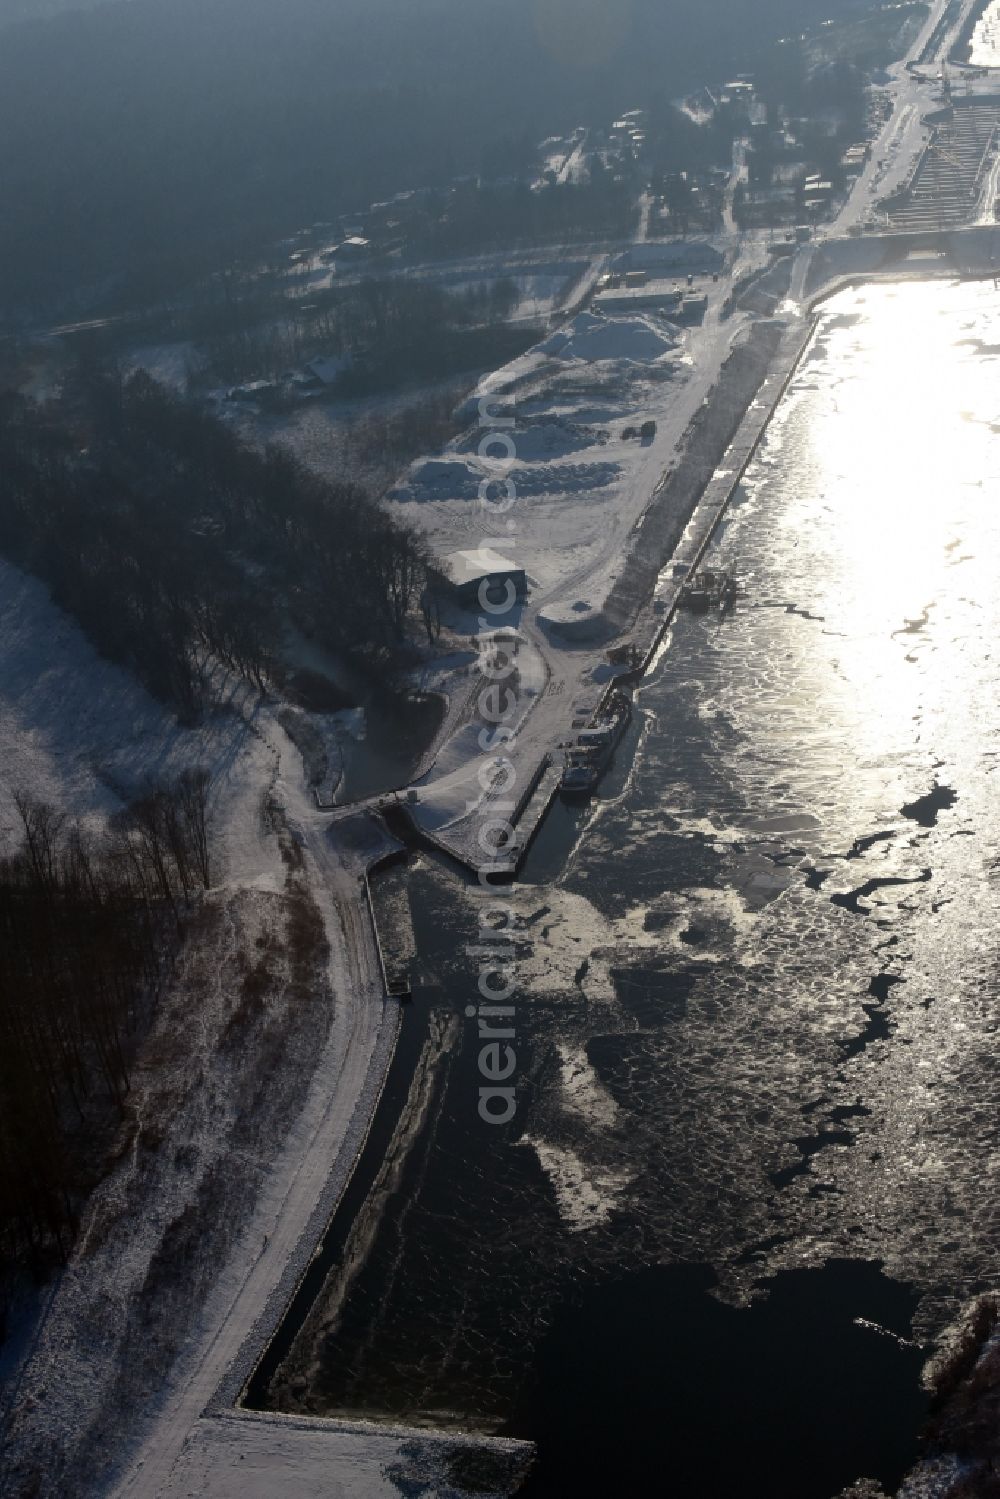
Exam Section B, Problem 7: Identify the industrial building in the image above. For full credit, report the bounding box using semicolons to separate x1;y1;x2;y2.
593;273;684;314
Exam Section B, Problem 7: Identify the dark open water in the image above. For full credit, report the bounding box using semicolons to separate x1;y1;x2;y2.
262;282;1000;1497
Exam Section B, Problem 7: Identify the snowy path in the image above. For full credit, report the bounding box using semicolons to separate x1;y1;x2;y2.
556;134;589;186
105;740;402;1499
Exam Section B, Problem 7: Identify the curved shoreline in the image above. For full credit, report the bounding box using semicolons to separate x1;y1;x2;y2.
232;308;822;1440
111;255;988;1489
209;988;404;1415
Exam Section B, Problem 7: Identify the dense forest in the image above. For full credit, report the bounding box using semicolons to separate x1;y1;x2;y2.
0;364;439;716
410;169;641;262
198;273;535;392
0;0;875;316
0;778;210;1286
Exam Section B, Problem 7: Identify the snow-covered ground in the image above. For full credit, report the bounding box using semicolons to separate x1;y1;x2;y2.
283;246;594;312
388;283;779;865
149;1412;532;1499
124;340;201;392
0;557;433;1497
969;0;1000;67
2;264;781;1496
0;556;274;884
4;2;975;1494
393;308;692;598
417;261;590;322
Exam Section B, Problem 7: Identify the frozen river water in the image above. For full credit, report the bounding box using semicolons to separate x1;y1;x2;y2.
259;280;1000;1497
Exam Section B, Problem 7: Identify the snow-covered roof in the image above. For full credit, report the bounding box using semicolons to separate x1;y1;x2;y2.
448;548;521;586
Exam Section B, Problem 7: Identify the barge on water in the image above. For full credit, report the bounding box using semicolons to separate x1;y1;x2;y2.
679;566;740;615
560;691;632;799
386;973;413;1003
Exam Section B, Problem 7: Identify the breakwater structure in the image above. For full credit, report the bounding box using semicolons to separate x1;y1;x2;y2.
605;317;805;680
599;221;1000;692
364;848;415;1000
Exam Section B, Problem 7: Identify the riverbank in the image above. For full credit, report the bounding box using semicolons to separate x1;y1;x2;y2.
10;265;979;1499
103;4;1000;1494
197;303;821;1481
0;275;794;1499
101;802;410;1499
7;17;985;1486
244;273;1000;1498
392;308;814;879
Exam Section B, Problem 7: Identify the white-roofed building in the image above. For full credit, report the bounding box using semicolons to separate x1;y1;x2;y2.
446;548;527;610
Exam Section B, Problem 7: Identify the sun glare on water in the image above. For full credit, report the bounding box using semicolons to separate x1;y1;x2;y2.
813;285;999;583
754;281;1000;767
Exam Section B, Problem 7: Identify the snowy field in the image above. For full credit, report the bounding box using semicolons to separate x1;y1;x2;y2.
390;308;692;599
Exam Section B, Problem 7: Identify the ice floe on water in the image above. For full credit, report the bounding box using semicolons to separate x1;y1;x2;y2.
555;1041;619;1129
466;885;616;1003
516;1136;631;1233
468;881;763;1017
641;884;763;953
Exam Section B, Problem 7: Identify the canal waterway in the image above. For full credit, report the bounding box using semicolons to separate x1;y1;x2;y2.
258;280;1000;1497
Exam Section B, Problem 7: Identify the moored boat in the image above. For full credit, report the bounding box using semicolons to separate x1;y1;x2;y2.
560;692;632;799
680;566;740;614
